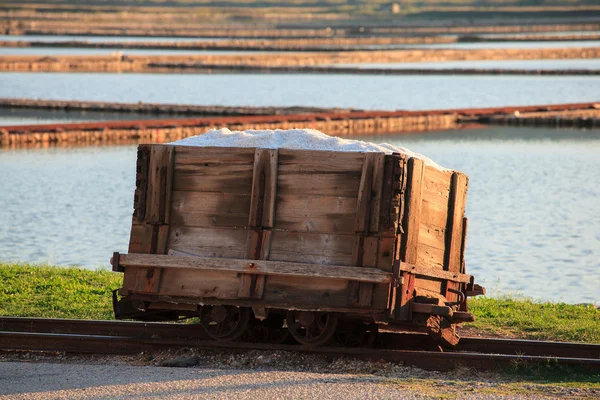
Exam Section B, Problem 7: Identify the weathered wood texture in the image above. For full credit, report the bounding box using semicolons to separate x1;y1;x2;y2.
121;145;469;317
394;161;470;320
124;144;175;295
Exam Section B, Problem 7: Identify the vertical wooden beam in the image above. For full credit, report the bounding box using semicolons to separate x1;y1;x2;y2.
351;152;385;308
241;148;278;299
444;172;469;303
459;217;469;312
396;157;425;320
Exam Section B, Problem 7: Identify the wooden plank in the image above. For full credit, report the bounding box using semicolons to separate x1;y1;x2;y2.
173;147;255;194
368;153;386;234
158;269;241;299
168;226;248;259
444;172;469;302
420;198;450;230
268;231;355;266
351;152;385;308
277;173;362;197
400;158;425;265
132;145;151;222
275;195;357;234
146;145;174;225
248;148;279;229
277;149;365;173
128;223;154;254
170;191;251;228
120;253;393;283
396;157;425;320
241;149;279;299
418;223;446;251
398;261;473;284
416;242;445;271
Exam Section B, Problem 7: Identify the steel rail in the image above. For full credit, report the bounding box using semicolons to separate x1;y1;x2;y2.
1;330;599;372
1;317;598;361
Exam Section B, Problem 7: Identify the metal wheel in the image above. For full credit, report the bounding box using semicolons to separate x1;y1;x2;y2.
286;310;338;346
248;314;290;344
199;305;250;341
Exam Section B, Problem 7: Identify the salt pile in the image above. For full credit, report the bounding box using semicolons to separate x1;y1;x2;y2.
171;128;446;170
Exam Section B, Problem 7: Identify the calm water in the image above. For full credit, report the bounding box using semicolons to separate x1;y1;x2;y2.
1;73;599;111
335;59;600;70
0;127;598;304
396;40;600;49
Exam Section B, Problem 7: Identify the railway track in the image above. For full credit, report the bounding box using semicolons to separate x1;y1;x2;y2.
1;317;598;371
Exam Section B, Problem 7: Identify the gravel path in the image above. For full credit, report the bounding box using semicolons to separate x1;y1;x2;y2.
0;351;596;399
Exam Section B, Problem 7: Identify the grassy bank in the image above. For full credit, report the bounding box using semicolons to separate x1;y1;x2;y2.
0;263;598;343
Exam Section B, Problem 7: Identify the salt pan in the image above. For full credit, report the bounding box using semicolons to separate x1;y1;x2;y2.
171;128;446;170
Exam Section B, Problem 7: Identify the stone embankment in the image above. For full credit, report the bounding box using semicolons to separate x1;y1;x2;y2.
2;102;599;148
0;98;353;116
0;47;599;73
2;33;600;53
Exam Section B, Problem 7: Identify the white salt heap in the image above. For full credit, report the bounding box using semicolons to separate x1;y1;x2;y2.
171;128;446;170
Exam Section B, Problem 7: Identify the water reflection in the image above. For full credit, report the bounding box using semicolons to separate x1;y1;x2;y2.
1;73;599;110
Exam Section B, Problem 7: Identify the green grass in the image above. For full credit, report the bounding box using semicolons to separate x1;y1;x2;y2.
0;263;598;345
469;296;600;343
0;263;121;320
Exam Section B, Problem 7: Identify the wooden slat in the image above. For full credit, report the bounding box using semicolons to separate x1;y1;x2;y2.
416;242;445;271
277;149;365;173
248;148;279;229
146;145;175;225
168;226;248;259
173;147;255;194
277;173;362;197
241;149;279;299
368;153;386;234
128;222;154;254
351;153;386;308
396;157;425;320
398;261;473;284
132;145;151;223
420;198;450;230
274;195;357;234
268;231;355;266
170;191;251;228
444;172;469;302
120;253;393;284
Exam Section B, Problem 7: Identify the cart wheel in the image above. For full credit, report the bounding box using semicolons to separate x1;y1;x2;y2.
199;305;250;341
286;311;338;347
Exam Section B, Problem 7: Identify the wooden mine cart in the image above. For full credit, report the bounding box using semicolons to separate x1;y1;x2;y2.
111;144;484;347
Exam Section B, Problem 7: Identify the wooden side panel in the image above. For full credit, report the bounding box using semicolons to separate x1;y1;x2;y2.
268;231;355;266
411;165;453;306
